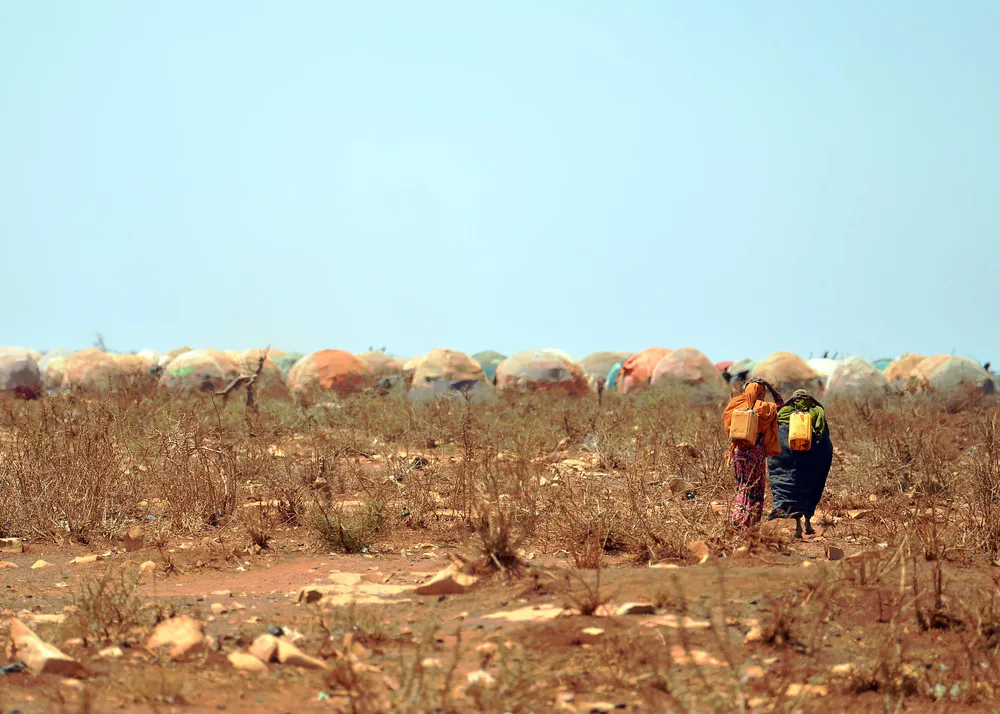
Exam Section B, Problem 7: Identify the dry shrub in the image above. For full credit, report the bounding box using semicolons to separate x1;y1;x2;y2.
68;570;148;646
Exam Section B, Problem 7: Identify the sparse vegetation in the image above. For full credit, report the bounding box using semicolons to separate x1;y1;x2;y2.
0;388;999;711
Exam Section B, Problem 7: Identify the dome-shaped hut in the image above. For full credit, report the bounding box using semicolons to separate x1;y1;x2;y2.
408;349;491;401
235;349;290;400
581;352;631;385
495;350;589;396
274;352;304;379
651;347;729;403
824;357;889;400
0;347;43;399
159;350;240;394
751;352;824;397
472;351;507;382
883;354;926;388
62;348;129;393
914;356;995;394
287;350;374;400
618;347;671;395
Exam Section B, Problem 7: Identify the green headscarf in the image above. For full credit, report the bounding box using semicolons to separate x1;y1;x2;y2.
777;389;828;437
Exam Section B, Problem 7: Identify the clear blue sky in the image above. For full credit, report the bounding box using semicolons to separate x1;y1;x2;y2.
3;2;998;364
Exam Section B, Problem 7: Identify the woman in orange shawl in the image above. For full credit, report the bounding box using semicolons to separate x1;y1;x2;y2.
723;378;784;529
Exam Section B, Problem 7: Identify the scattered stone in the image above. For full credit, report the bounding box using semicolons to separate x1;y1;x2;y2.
146;616;206;660
639;614;712;630
670;646;725;667
249;634;279;663
825;545;844;561
786;683;829;698
327;572;364;587
10;619;86;677
210;603;226;615
211;589;232;597
555;690;577;711
24;613;65;625
615;602;656;616
0;561;17;569
98;646;124;659
649;562;680;569
466;670;496;688
275;639;326;670
801;560;816;568
482;604;566;623
31;560;52;569
744;624;763;644
123;526;144;552
734;546;750;556
845;550;882;564
686;540;711;564
582;702;617;713
847;509;869;520
71;552;111;565
475;642;498;656
830;663;857;676
743;665;766;680
421;657;444;669
228;650;268;674
578;627;604;644
414;566;478;596
0;538;24;553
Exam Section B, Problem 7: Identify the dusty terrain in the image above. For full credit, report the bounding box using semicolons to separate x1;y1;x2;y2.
1;389;999;713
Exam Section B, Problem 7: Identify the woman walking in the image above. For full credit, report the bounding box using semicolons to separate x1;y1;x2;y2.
723;379;784;529
767;389;834;538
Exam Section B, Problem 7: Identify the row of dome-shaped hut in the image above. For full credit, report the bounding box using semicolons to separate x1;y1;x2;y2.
0;345;994;403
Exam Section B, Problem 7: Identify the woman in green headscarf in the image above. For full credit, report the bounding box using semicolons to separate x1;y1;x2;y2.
766;390;834;538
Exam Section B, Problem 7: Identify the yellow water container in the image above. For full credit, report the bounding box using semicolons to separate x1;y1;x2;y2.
789;412;813;451
729;409;759;448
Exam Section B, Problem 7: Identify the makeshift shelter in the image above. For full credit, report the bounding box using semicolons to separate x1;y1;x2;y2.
274;352;304;379
136;349;170;367
751;352;824;398
914;356;995;394
618;347;671;394
807;358;839;382
235;349;290;400
110;353;157;391
42;354;71;393
0;347;43;398
356;350;404;378
714;360;734;373
581;352;632;382
408;349;491;401
541;348;576;365
160;350;240;394
63;348;129;393
883;354;926;387
824;357;889;400
287;350;374;399
472;351;507;382
873;358;893;373
606;362;624;392
167;346;193;360
651;347;729;403
495;350;589;396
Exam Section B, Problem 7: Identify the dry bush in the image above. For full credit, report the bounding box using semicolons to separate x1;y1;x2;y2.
68;570;148;646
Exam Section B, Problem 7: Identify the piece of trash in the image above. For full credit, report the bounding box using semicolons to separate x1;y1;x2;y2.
317;692;332;701
0;662;26;675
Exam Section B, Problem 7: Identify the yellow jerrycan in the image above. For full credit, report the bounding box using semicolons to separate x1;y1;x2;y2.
729;409;759;448
789;412;813;451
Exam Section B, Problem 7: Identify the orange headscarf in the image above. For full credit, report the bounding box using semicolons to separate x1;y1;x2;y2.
723;381;781;457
